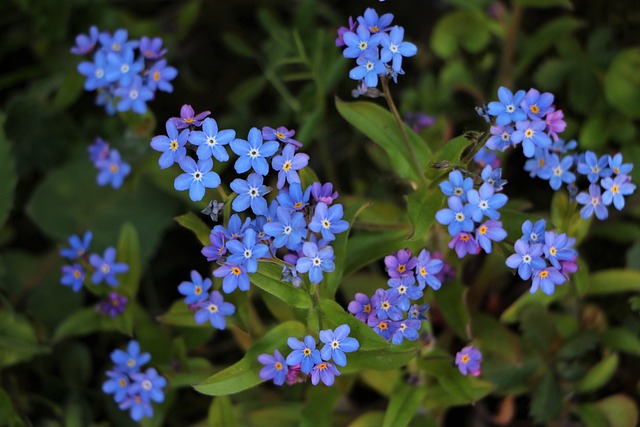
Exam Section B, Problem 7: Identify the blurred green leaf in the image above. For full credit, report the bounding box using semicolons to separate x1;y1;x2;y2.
382;378;426;427
514;0;572;7
482;357;540;394
344;230;420;278
573;257;589;296
0;113;17;229
208;396;237;427
335;97;432;185
300;385;339;427
471;313;520;363
52;67;84;111
0;387;19;426
53;305;135;341
576;353;618;393
596;394;639;427
347;411;384;427
585;269;640;295
57;341;92;386
519;303;555;353
176;0;202;40
573;403;610;427
434;280;470;340
228;76;268;104
601;328;640;356
252;261;311;309
501;282;571;323
195;321;305;396
222;33;257;58
174;211;211;246
405;187;444;241
605;48;640;118
116;222;141;299
431;10;490;59
557;331;600;359
579;116;609;151
0;310;49;368
530;370;563;424
157;300;206;328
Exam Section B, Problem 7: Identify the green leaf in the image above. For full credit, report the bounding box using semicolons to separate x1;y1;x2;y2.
174;211;211;246
252;261;311;309
344;230;418;278
471;313;520;363
573;403;610;427
321;201;370;299
228;76;267;104
222;33;257;58
576;353;619;393
579;116;610;151
501;282;571;323
382;378;426;427
596;394;639;427
585;269;640;295
514;0;572;7
530;371;563;424
602;328;640;356
557;331;600;359
405;187;444;241
0;311;49;368
519;303;555;353
208;396;237;427
430;10;491;59
335;98;431;184
194;321;305;396
53;305;135;341
347;411;384;427
605;48;640;118
0;113;17;229
300;386;340;427
116;222;141;299
319;300;388;351
157;301;207;328
434;280;470;340
52;67;85;111
573;258;589;296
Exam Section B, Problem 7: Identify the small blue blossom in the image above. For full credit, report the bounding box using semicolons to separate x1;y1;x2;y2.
225;228;269;274
349;48;386;88
194;291;235;330
119;395;153;422
486;125;515;151
379;26;417;73
114;75;154;114
521;219;547;245
511;119;551;158
201;231;226;262
188;117;234;161
102;370;130;403
373;288;403;321
520;88;554;120
174;157;221;202
367;315;397;340
466;182;508;222
487;87;527;126
99;29;138;53
71;26;100;55
537;153;576;190
178;270;212;304
139;36;167;60
390;319;421;345
310;361;341;386
319;324;360;366
146;59;177;92
455;345;482;376
414;249;443;291
230;173;271;215
95;149;131;189
214;214;251;240
543;231;576;269
110;340;151;374
309;202;350;242
576;184;608;220
286;335;322;374
609;153;633;176
60;264;85;292
475;220;507;254
505;239;545;280
262;126;302;148
523;148;548;179
387;276;423;311
342;24;382;59
150;120;189;169
435;196;475;236
271;144;310;189
449;232;480;258
60;231;93;259
129;368;167;404
230;127;279;176
89;247;129;286
263;207;308;250
601;174;636;210
530;267;566;295
276;182;312;212
295;242;335;284
408;303;430;320
106;48;143;87
481;165;507;191
577;151;612;183
78;51;110;90
439;170;473;201
474;147;499;168
357;7;394;34
258;350;288;385
213;262;251;293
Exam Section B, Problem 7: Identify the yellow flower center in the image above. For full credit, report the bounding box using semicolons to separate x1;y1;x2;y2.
614;167;620;174
283;161;292;171
419;267;427;277
119;378;126;387
275;132;285;140
397;264;406;273
275;362;283;371
611;184;619;194
370;26;379;33
73;270;82;279
539;270;549;279
110;163;119;173
293;202;303;209
530;104;540;115
550;247;557;256
378;321;388;330
363;304;371;313
194;285;202;295
381;302;390;309
460;234;470;242
478;225;488;235
170;140;179;150
153;71;161;81
538;157;545;167
317;363;328;371
303;348;311;356
461;354;470;364
525;129;534;138
231;267;241;276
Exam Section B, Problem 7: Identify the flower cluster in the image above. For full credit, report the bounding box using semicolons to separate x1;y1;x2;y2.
88;137;131;189
152;105;351;328
348;248;437;344
73;27;177;115
98;292;129;318
102;340;167;421
505;219;578;295
59;231;129;299
435;167;508;258
177;271;235;330
258;324;359;386
336;8;417;94
455;345;482;376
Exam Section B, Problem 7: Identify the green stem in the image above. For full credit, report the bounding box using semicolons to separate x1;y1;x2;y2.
380;77;429;188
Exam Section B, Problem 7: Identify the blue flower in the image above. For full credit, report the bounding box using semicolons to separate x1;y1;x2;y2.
174;157;221;202
609;153;633;176
119;395;153;421
342;24;382;59
373;288;403;321
281;263;303;288
106;48;143;87
262;126;302;148
601;174;636;210
213;213;251;240
129;368;167;404
414;249;443;291
178;270;212;304
486;125;515;151
349;48;386;88
511;119;551;158
213;262;251;293
521;219;547;245
95;149;131;189
188;117;234;161
487;87;527;126
523;148;548;179
295;242;335;284
309;202;349;242
319;324;360;366
194;291;235;329
201;231;226;262
102;370;130;403
139;36;167;60
475;220;507;254
60;264;85;292
89;247;129;286
99;29;138;53
367;315;397;340
358;8;394;34
481;165;507;191
387;276;423;311
348;293;375;323
542;231;576;269
576;184;608;220
379;26;417;73
435;196;475;236
520;88;554;120
230;173;271;215
258;350;289;385
505;239;545;280
230;127;279;176
71;26;100;55
577;151;611;183
449;232;480;258
474;147;499;168
408;303;430;320
225;228;269;273
530;267;566;295
271;144;310;189
150;120;189;169
286;335;322;374
60;231;93;259
466;182;508;222
310;361;341;386
455;345;482;376
78;51;110;90
263;207;308;250
110;340;151;374
277;182;312;211
114;75;154;114
146;59;177;92
390;319;421;345
439;170;473;201
537;154;576;190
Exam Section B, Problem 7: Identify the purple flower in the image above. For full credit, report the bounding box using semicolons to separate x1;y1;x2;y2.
61;264;85;292
544;109;566;142
543;232;576;269
576;184;608;220
95;149;131;189
169;104;211;129
414;249;443;291
231;128;279;176
296;242;335;284
286;335;322;374
60;231;93;259
150;120;189;169
335;16;358;47
530;267;566;295
114;75;154;114
505;239;545;281
448;232;480;258
146;59;177;92
310;361;341;386
89;247;129;286
511;119;551;158
474;147;500;168
174;157;221;202
178;270;212;304
99;29;138;53
98;292;128;317
367;315;397;340
487;87;527;126
379;26;417;73
349;48;386;89
88;137;110;164
188;117;234;161
384;248;418;279
439;170;473;201
455;345;482;376
520;88;554;120
281;264;302;288
71;26;100;55
310;182;339;205
404;112;436;132
285;364;306;385
486;125;515;151
319;324;360;366
475;220;507;254
373;288;403;321
213;262;250;293
194;291;235;330
139;36;167;60
348;293;375;323
261;126;302;148
258;350;288;385
230;173;271;215
601;174;636;210
201;231;226;262
271;144;310;189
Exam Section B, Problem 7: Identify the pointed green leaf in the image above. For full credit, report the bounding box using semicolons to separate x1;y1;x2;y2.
605;48;640;118
175;212;211;246
116;222;141;298
573;403;610;427
382;378;426;427
405;186;445;241
0;311;49;368
602;328;640;356
252;261;311;309
300;385;340;427
585;269;640;295
530;371;563;424
347;411;384;427
53;305;136;341
576;353;619;393
208;396;237;427
194;321;305;396
596;394;639;427
519;303;555;353
319;299;388;351
157;300;207;328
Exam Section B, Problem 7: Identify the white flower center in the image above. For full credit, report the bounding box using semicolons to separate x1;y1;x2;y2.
553;167;563;177
312;256;322;266
95;68;104;78
249;187;259;197
455;212;465;222
193;171;202;181
389;44;399;53
365;61;374;71
142;380;152;390
283;226;292;235
243;249;252;259
208;304;218;313
120;63;129;73
506;104;515;113
249;149;259;159
129;89;138;100
522;254;532;263
453;187;463;196
207;137;217;147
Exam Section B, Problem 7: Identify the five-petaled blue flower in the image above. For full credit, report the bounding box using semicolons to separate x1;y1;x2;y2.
60;231;93;259
174;157;221;202
263;207;308;250
311;361;341;386
475;220;507;254
466;182;508;222
487;86;527;126
225;228;269;274
150;119;188;169
309;202;349;242
601;174;636;210
230;127;279;176
577;151;611;184
194;290;235;330
129;368;167;404
89;247;129;286
319;324;360;366
271;144;309;189
188;117;234;161
511;119;551;158
436;196;475;236
60;263;85;292
530;267;566;295
379;26;417;73
349;48;386;88
295;242;335;284
230;173;271;215
110;340;151;374
286;335;322;374
258;349;289;385
521;219;547;245
576;184;608;220
213;262;251;293
414;248;443;290
439;170;473;201
505;239;545;280
178;270;212;304
95;149;131;189
538;153;576;190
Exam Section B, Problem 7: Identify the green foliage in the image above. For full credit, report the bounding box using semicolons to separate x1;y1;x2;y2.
529;371;563;424
0;114;17;229
605;48;640;118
